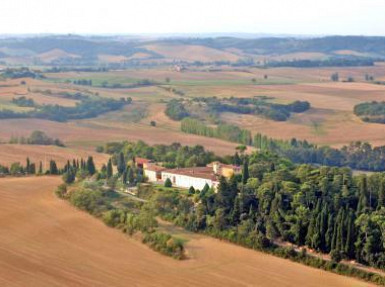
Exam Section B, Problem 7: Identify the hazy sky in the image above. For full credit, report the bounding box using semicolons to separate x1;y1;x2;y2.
0;0;384;36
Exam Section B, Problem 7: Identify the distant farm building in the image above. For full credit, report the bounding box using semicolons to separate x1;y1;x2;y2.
134;157;153;169
142;160;240;191
143;164;166;182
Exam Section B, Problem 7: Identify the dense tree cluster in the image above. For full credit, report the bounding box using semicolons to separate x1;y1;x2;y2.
171;97;310;122
0;156;96;179
181;118;385;171
151;151;385;272
266;57;375;68
9;130;64;147
1;68;44;79
165;99;190;120
181;118;252;145
57;179;185;259
0;97;132;122
11;96;36;107
354;101;385;124
255;135;385;171
99;140;220;169
73;79;93;86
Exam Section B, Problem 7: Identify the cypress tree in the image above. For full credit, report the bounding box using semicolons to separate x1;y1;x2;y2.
122;169;127;184
117;152;125;174
49;160;58;175
127;167;134;185
38;161;43;174
107;159;113;178
86;156;96;175
357;176;369;213
26;157;30;174
233;152;241;166
325;213;334;252
378;178;385;209
344;210;355;259
242;159;249;185
230;196;241;225
306;214;316;247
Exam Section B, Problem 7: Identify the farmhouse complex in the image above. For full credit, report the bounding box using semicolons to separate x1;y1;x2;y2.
135;157;240;190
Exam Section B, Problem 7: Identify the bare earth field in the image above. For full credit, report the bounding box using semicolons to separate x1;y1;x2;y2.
0;176;374;287
0;144;109;168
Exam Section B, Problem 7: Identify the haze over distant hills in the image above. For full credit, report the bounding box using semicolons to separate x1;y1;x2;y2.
0;35;384;66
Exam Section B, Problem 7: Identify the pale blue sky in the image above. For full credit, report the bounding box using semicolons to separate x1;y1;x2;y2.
0;0;384;36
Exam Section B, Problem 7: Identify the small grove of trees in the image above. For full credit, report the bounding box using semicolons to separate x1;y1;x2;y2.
9;130;65;147
0;156;97;179
11;96;36;107
73;79;93;86
165;99;190;120
354;101;385;124
99;140;220;169
57;179;185;259
172;97;310;123
0;97;132;122
181;118;252;145
331;73;339;82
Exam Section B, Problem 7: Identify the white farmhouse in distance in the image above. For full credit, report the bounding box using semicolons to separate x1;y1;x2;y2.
142;160;241;191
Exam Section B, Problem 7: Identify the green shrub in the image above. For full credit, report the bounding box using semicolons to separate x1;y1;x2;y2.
164;178;172;188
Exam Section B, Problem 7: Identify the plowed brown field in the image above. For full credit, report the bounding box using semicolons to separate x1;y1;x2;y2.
0;176;374;287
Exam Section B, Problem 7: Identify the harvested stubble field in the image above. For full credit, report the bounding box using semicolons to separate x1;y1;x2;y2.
0;144;109;168
0;176;374;287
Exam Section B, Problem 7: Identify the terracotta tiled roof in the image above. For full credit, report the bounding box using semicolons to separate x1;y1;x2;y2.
162;167;218;181
135;157;152;164
144;164;166;172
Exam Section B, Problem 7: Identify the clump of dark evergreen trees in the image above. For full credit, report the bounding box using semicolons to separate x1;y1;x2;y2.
0;96;132;122
167;96;310;122
9;130;65;147
165;99;190;120
354;101;385;124
1;68;44;79
97;140;221;168
181;118;252;145
149;151;385;283
12;96;36;107
0;156;96;180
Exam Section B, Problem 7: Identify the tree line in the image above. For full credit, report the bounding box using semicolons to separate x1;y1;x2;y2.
166;97;310;122
181;118;385;172
181;118;252;145
97;140;221;169
8;130;64;147
0;156;96;178
0;96;132;122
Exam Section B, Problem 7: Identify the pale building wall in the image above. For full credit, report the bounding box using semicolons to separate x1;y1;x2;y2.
144;170;158;182
161;172;216;190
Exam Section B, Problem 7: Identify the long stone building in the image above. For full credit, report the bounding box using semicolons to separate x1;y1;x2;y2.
142;160;240;191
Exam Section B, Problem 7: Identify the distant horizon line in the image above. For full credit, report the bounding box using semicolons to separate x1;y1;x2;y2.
0;32;385;39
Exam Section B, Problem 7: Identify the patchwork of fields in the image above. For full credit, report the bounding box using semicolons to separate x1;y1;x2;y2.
1;65;385;160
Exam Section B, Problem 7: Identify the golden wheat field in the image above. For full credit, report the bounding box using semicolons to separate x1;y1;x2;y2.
0;176;374;287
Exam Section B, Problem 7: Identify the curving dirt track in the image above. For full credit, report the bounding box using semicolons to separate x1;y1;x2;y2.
0;176;375;287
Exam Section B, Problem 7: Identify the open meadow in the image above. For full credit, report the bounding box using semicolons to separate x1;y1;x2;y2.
0;176;374;287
